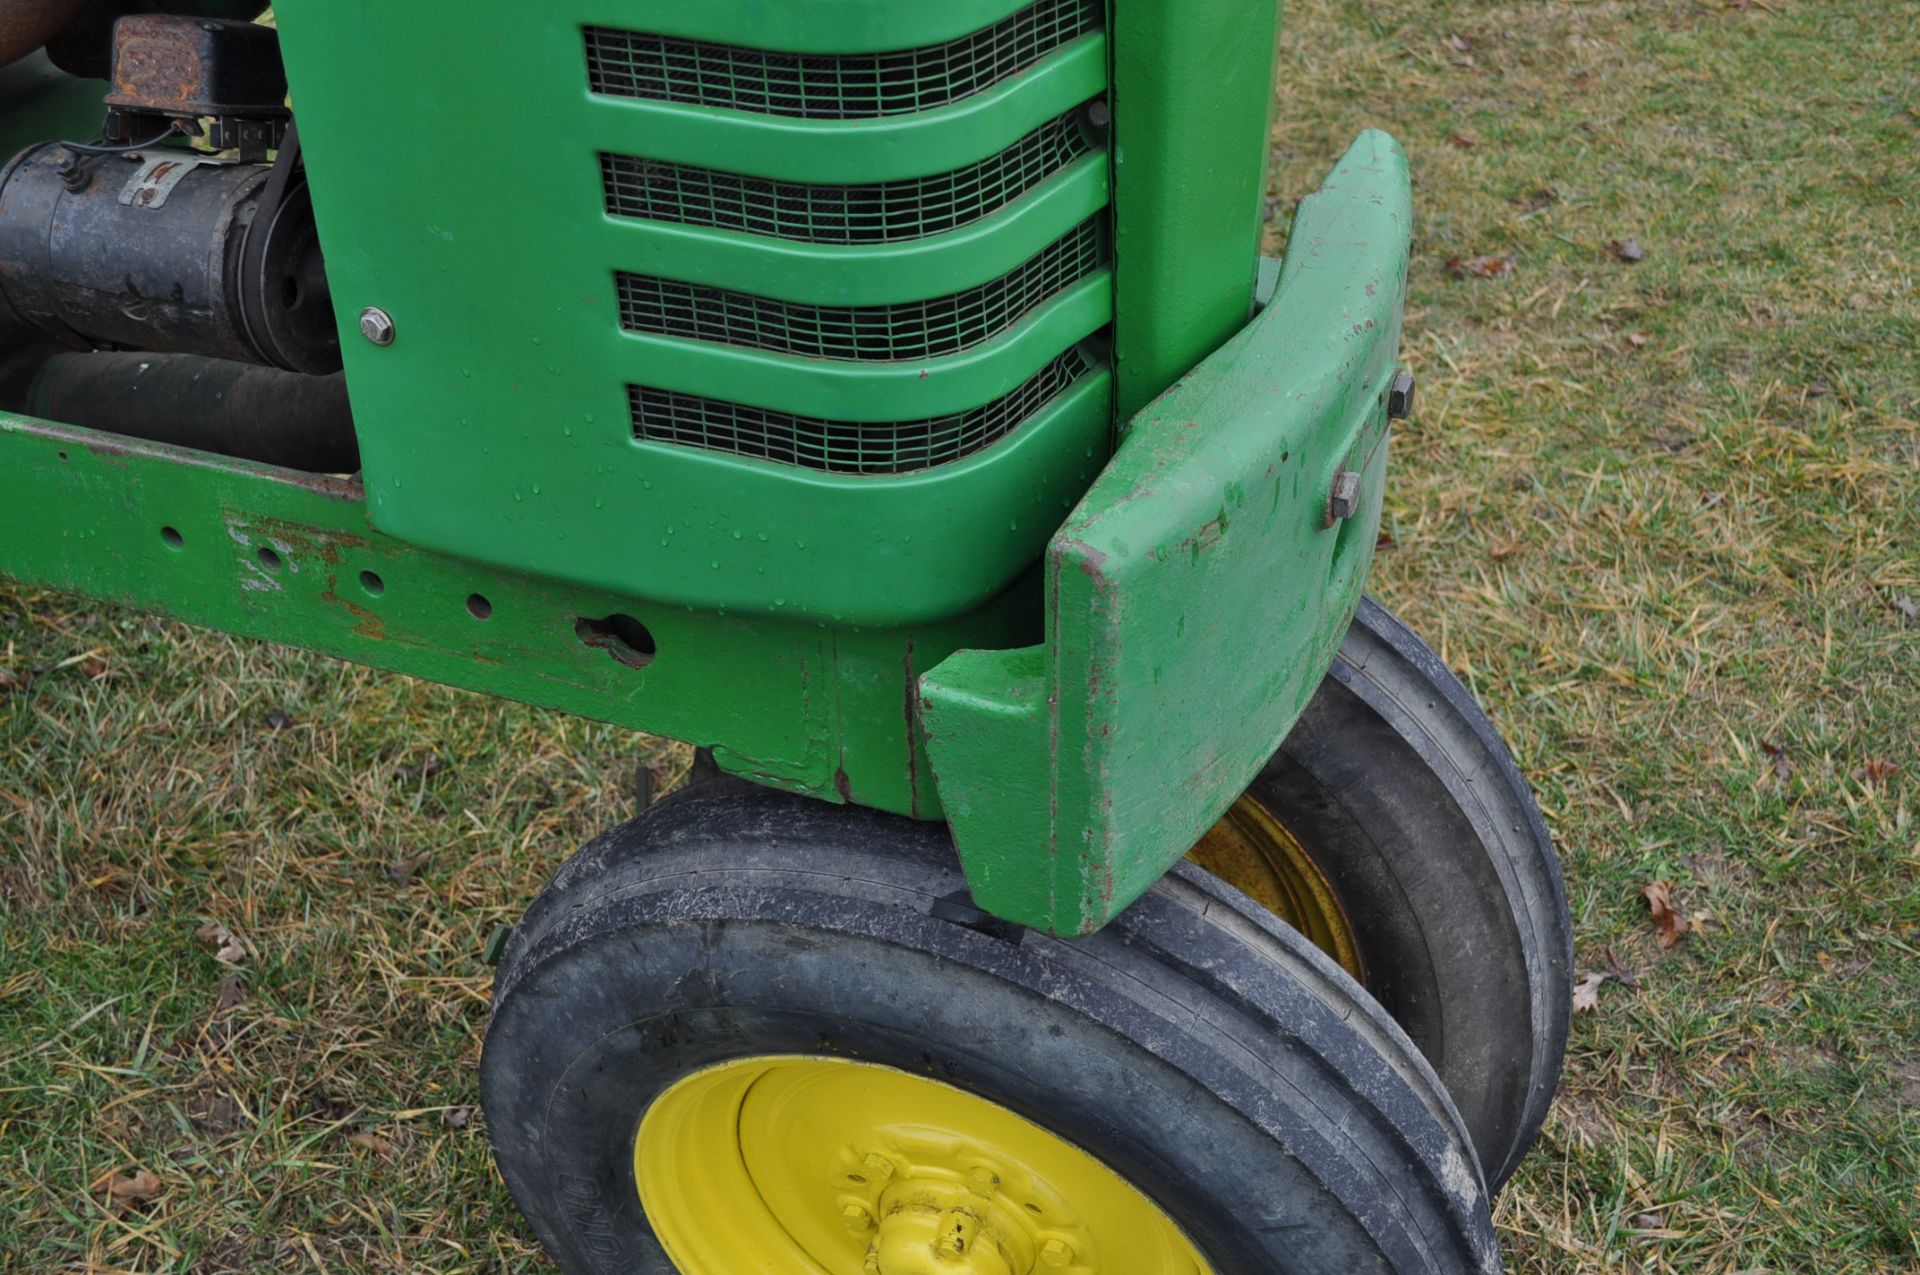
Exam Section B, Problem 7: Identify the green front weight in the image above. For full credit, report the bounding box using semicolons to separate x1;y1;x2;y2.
920;131;1414;936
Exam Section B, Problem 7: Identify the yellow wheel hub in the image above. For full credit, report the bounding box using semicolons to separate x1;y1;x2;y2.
635;1056;1214;1275
1188;793;1364;980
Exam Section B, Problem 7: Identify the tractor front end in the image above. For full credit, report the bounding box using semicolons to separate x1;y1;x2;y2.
0;3;1571;1271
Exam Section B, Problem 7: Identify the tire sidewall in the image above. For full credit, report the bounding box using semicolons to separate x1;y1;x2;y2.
483;846;1492;1275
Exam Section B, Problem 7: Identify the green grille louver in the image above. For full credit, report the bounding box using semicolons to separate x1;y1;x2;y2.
618;220;1101;361
630;349;1093;475
600;106;1095;244
585;0;1101;119
599;2;1112;480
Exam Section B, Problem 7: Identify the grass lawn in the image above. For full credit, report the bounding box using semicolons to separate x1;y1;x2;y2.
3;1;1916;1270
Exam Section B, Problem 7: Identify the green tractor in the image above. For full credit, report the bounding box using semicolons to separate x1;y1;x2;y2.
0;2;1571;1270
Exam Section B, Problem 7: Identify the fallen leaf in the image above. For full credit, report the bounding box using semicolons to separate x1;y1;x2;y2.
1891;594;1918;625
1625;331;1652;348
265;709;294;731
1761;740;1793;785
81;657;109;679
194;922;247;966
106;1169;163;1214
1446;254;1515;280
1641;881;1691;948
1489;537;1524;561
214;976;248;1014
1609;237;1646;263
186;1090;247;1136
1854;759;1899;782
1447;131;1478;149
1894;1058;1920;1105
443;1105;476;1129
1601;945;1639;989
1441;32;1474;53
386;853;429;886
1519;187;1559;212
346;1131;397;1155
394;754;445;782
1572;971;1608;1013
0;668;23;693
307;1090;355;1124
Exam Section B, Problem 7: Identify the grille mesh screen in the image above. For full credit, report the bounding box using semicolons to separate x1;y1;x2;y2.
618;221;1100;362
585;0;1101;119
630;349;1091;474
601;108;1092;244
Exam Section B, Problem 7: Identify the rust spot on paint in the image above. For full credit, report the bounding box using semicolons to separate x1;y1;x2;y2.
243;514;363;567
324;588;387;641
833;766;853;803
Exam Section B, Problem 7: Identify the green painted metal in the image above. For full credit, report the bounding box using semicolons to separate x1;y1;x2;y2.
611;275;1110;422
576;38;1110;183
0;414;1038;817
600;156;1109;304
568;0;1043;54
1109;0;1283;421
273;0;1114;627
0;5;1419;941
920;131;1413;936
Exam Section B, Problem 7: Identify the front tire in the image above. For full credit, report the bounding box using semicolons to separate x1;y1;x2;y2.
1192;596;1572;1191
482;785;1499;1275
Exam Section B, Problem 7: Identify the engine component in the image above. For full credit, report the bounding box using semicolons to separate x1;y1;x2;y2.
0;344;356;471
47;3;273;80
0;137;338;373
102;15;289;159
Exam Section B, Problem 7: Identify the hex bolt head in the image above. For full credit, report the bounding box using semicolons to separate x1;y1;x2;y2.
55;151;90;193
841;1202;873;1230
968;1165;999;1192
1040;1238;1076;1267
1387;369;1416;420
862;1152;897;1182
1327;468;1363;523
359;307;397;347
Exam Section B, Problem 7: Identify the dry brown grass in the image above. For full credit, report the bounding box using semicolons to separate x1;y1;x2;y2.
4;0;1918;1271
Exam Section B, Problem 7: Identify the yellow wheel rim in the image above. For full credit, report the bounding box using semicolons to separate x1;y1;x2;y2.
1188;793;1365;981
635;1056;1215;1275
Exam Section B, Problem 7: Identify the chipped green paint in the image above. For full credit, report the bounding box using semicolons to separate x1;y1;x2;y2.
0;416;1035;818
920;131;1413;936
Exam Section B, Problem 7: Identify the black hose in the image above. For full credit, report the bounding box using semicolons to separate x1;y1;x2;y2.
0;345;359;472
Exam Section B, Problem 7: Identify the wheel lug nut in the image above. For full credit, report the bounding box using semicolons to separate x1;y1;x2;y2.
968;1165;999;1191
863;1152;897;1181
1040;1238;1076;1267
842;1202;872;1230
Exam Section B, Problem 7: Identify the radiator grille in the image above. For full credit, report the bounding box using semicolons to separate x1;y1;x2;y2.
618;221;1100;362
601;108;1093;244
585;0;1101;119
630;349;1091;474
